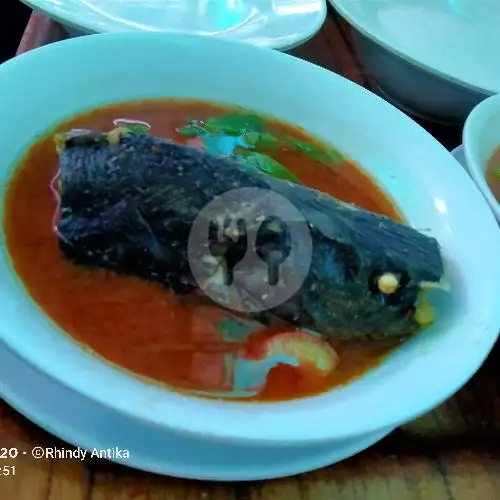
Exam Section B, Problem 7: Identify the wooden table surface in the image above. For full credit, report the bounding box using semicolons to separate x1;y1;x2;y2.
3;7;499;500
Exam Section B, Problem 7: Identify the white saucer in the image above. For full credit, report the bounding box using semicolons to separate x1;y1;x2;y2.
21;0;326;51
0;341;392;480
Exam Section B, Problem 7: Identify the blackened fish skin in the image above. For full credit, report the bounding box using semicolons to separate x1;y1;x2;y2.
56;130;444;341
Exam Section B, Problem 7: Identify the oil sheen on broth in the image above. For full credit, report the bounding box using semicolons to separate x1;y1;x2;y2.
486;147;500;203
4;99;402;402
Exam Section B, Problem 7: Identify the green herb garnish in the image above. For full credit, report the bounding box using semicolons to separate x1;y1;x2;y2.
175;113;345;181
114;120;150;135
240;131;281;150
242;131;261;148
493;165;500;179
176;125;206;137
288;138;344;166
244;153;300;183
204;114;264;135
258;132;281;149
177;114;266;138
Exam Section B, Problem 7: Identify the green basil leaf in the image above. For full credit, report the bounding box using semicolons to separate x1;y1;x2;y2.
493;166;500;179
324;147;344;165
289;138;318;155
176;125;206;137
115;121;150;135
244;153;299;183
258;132;281;149
241;131;281;150
289;138;343;166
242;132;261;148
205;114;264;135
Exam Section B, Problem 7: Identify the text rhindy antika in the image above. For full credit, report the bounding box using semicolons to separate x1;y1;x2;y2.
43;447;129;460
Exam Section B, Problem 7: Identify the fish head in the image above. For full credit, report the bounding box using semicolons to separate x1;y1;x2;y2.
298;236;445;342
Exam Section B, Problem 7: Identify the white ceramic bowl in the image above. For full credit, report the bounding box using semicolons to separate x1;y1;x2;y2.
0;33;499;476
349;32;488;125
329;0;500;124
21;0;326;52
463;95;500;223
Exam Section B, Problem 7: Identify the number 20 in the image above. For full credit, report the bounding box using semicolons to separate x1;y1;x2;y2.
0;448;18;459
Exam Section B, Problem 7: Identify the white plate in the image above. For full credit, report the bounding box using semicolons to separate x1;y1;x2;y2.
22;0;326;51
0;341;392;480
331;0;500;95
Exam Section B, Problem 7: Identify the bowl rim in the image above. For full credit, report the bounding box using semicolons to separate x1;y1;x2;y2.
1;31;500;445
19;0;327;52
329;0;495;96
463;94;500;221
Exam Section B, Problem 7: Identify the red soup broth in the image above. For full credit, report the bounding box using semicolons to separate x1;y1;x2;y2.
4;99;402;401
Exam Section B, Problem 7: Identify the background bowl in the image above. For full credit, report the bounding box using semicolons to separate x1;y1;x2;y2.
0;32;499;476
351;33;488;125
329;0;499;124
463;94;500;223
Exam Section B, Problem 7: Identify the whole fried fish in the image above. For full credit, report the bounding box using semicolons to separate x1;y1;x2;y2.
54;128;444;341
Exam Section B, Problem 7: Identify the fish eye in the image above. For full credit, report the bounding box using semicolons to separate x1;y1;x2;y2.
369;270;410;297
